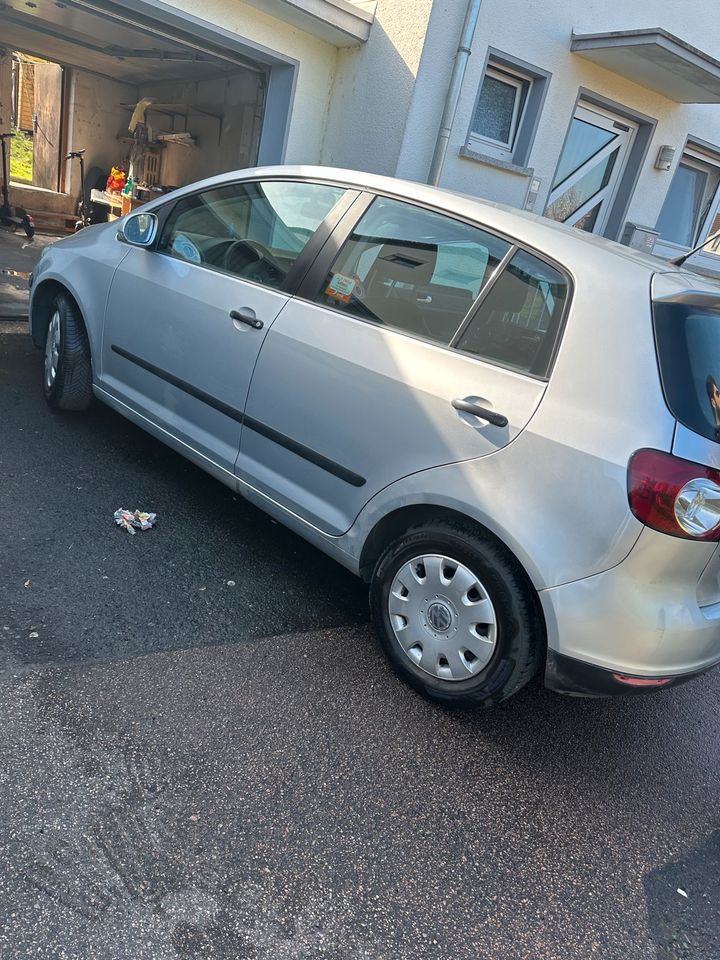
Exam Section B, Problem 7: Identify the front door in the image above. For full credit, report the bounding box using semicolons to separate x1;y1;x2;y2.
100;178;348;474
544;102;637;235
238;195;570;535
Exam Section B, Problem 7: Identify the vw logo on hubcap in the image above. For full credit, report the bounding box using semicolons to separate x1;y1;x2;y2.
427;601;453;633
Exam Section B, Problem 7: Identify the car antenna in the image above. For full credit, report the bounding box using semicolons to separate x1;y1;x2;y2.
671;228;720;267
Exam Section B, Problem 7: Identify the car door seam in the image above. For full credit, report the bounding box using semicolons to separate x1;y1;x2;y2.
110;344;366;488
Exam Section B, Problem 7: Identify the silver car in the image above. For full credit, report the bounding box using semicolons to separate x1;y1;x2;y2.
29;166;720;706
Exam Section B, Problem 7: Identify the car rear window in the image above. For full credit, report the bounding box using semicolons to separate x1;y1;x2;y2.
653;293;720;443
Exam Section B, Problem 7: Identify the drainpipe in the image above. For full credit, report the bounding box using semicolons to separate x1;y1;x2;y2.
427;0;483;186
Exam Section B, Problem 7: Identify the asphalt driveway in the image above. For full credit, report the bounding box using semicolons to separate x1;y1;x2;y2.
1;322;720;959
0;232;61;319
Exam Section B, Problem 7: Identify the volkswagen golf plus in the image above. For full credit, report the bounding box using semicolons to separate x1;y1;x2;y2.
29;166;720;707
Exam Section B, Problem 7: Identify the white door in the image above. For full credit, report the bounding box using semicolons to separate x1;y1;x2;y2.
544;103;637;235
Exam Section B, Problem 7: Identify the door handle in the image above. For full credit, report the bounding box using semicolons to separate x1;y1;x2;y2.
230;308;263;330
452;397;508;428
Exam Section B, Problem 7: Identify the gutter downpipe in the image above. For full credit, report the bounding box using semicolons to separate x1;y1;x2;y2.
427;0;483;186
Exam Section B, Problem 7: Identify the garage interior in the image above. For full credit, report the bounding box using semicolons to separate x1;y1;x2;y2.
0;0;270;233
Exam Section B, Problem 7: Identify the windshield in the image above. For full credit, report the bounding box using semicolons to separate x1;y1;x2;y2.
653;293;720;443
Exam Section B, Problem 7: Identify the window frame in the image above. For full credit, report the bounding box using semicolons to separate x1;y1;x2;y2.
295;188;574;382
468;64;532;158
655;144;720;253
464;51;551;168
145;178;360;295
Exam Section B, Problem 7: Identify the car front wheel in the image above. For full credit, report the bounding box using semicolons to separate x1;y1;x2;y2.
370;521;543;708
43;293;93;411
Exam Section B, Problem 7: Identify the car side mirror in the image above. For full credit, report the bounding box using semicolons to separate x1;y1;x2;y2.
117;211;158;247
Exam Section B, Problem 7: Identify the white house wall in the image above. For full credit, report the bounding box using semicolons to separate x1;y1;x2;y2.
399;0;720;234
320;0;435;175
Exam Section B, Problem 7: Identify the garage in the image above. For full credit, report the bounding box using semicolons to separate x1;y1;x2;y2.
0;0;301;237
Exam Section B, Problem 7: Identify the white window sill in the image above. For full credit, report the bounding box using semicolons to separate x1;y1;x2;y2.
459;145;533;178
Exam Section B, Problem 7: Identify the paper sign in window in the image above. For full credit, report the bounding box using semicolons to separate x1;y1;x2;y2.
325;273;357;303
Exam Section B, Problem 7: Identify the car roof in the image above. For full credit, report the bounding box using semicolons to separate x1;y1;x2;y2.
148;164;696;281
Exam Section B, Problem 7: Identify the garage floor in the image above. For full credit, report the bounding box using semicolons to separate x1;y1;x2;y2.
0;231;61;319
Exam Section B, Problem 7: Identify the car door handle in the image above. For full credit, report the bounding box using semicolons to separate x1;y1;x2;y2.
452;398;508;428
230;308;263;330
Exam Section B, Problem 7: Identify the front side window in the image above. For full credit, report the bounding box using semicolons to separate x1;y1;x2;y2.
656;151;720;249
157;180;346;289
454;250;568;377
314;197;512;345
470;64;531;158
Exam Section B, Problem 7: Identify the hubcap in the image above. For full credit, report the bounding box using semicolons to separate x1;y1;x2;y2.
44;311;60;390
388;554;497;682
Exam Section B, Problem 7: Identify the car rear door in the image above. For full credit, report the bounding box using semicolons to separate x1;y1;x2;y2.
237;193;570;535
99;179;351;475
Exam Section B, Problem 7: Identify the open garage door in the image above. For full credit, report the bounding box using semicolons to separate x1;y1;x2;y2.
0;0;295;231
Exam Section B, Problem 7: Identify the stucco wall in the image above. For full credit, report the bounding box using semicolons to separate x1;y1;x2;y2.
320;0;434;175
400;0;720;236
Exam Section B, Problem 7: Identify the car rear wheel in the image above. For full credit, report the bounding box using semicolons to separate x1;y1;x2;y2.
43;293;93;411
370;521;543;708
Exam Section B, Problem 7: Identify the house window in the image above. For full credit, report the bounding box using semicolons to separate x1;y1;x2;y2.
470;65;530;157
656;147;720;250
465;53;551;167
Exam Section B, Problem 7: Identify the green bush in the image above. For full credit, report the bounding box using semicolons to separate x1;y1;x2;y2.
9;128;33;182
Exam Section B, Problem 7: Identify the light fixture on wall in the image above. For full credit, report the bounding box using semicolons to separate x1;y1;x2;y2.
655;145;676;171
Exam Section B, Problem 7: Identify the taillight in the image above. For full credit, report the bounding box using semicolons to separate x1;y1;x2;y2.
628;449;720;540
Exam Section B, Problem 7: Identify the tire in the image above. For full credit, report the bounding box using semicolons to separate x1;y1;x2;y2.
43;293;93;411
370;521;543;708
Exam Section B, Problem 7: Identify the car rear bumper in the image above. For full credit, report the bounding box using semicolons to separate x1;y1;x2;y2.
539;527;720;696
544;650;714;697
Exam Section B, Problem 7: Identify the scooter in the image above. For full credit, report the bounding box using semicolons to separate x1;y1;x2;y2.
0;133;35;239
66;149;92;231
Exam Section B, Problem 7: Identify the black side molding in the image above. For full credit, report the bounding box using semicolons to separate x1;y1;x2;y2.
111;345;366;488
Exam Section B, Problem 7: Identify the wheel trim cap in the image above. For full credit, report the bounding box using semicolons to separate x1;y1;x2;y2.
45;311;60;389
388;553;497;682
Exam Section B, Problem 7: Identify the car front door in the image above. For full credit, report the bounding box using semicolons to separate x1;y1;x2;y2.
100;179;350;474
237;195;570;535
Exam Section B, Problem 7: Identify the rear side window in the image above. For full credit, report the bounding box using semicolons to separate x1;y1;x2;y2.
454;250;568;376
654;296;720;443
314;196;512;345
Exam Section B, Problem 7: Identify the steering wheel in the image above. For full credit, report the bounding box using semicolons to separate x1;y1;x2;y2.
223;238;284;284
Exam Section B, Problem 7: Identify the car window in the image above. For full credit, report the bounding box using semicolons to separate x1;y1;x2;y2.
314;197;512;345
454;249;568;376
653;295;720;443
157;180;346;289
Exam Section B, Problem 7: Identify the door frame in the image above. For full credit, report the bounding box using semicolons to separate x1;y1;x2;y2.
543;90;656;241
76;0;300;165
544;100;638;236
